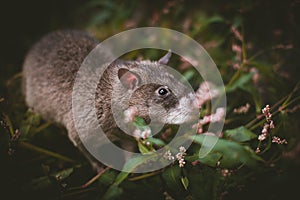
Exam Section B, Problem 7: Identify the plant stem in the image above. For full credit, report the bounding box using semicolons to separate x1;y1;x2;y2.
34;122;52;134
241;22;247;63
18;141;74;163
245;82;300;129
128;170;161;181
82;167;110;188
3;114;14;137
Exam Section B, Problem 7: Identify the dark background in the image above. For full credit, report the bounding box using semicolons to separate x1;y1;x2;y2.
0;0;299;200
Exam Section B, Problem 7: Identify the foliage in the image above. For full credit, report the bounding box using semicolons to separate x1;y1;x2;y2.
1;0;299;200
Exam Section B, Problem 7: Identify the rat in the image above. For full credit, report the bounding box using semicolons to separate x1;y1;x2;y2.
22;30;199;170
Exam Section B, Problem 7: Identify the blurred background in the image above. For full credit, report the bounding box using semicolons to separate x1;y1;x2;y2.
0;0;299;199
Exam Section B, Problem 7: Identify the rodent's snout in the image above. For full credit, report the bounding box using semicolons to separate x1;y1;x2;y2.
160;91;200;125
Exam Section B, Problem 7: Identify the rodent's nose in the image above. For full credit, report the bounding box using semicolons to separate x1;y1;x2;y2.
192;99;200;109
187;92;200;109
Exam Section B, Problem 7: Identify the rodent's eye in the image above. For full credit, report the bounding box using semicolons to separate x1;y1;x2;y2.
157;86;169;96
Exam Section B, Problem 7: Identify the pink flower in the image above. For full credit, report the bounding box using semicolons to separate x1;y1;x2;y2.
124;106;138;123
195;81;219;107
199;108;225;125
233;103;250;114
163;146;187;168
258;105;275;140
258;133;267;141
272;136;288;145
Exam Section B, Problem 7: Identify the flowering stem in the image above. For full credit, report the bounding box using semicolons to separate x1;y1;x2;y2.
248;44;294;63
226;23;247;89
259;136;272;154
245;83;300;129
241;23;247;63
249;119;265;131
281;82;300;107
226;63;245;90
247;49;267;62
274;96;300;116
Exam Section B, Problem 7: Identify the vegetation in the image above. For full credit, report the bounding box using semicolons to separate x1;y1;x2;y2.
0;0;299;199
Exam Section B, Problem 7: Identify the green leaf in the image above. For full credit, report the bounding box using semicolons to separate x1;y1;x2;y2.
103;154;156;199
20;110;42;138
146;137;166;146
51;168;74;181
101;185;123;200
98;170;118;186
239;84;262;113
190;135;263;168
162;166;183;192
138;141;151;154
23;167;74;191
2;113;14;137
182;69;195;81
133;116;148;129
116;155;151;184
198;152;222;167
226;72;254;93
224;126;257;142
23;176;52;191
192;14;225;35
181;176;189;190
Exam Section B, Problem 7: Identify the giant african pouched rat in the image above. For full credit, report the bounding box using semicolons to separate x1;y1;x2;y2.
22;30;199;170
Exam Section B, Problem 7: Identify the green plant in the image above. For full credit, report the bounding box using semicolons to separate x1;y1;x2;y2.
1;1;299;200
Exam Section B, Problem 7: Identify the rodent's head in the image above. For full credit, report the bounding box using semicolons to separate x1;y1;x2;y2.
113;52;199;125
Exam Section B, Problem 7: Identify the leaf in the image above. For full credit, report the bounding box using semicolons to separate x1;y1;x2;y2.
187;167;218;199
23;176;52;191
51;168;74;181
138;141;151;154
23;167;74;191
224;126;257;142
20;111;42;138
146;137;166;146
133;116;147;129
198;152;222;167
239;84;262;113
206;15;225;25
116;155;150;184
98;170;118;185
89;10;111;26
85;0;115;9
190;135;263;168
226;72;254;93
2;113;14;137
181;176;189;190
101;185;123;200
103;154;155;199
162;166;183;192
182;69;195;81
192;14;225;35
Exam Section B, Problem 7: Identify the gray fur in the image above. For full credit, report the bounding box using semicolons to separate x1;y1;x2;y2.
23;30;198;170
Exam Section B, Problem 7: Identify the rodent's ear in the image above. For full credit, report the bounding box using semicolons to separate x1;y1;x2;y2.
158;49;172;65
118;68;140;90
